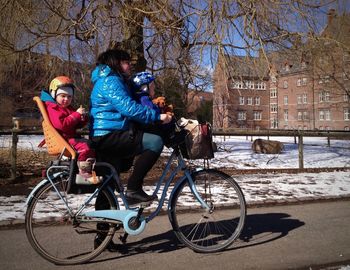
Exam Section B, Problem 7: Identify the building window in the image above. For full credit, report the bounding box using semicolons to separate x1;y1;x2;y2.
302;78;307;85
344;94;349;102
284;95;288;105
345;108;350;121
319;110;331;121
239;96;245;105
297;95;302;104
298;111;302;120
271;76;277;82
256;82;266;90
297;78;301;87
271;118;278;128
270;88;277;98
238;111;246;120
319;91;330;102
319;126;324;130
255;96;260;105
284;110;288;121
345;126;349;131
271;104;277;113
303;93;308;104
303;111;308;120
319;75;330;84
319;111;324;121
253;111;262;120
247;81;255;89
343;73;349;81
233;81;245;89
283;81;288;89
247;97;253;105
242;81;248;89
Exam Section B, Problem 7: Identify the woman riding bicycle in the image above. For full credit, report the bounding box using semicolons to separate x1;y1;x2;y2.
89;48;172;205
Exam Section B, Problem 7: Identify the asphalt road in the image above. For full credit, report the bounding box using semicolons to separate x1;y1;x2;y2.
1;200;349;270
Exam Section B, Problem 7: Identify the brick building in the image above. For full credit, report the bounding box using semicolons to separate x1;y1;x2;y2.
213;54;270;130
213;10;350;131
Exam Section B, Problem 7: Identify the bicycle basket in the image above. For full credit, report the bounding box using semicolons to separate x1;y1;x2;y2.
179;122;214;160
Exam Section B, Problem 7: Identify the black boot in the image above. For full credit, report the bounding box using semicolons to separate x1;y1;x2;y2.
125;189;157;205
126;150;160;205
127;150;160;191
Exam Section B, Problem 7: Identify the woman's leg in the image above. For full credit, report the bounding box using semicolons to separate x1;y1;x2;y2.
126;133;163;203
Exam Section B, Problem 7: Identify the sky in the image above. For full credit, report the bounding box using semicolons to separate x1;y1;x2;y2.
0;135;349;225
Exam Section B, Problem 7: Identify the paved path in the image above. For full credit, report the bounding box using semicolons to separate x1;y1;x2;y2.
1;200;350;270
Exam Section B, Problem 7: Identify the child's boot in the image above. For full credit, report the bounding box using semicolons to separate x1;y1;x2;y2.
76;158;102;185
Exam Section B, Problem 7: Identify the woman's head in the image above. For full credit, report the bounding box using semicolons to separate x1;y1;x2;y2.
97;49;132;77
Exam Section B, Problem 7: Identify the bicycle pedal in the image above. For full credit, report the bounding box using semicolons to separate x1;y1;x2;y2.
128;201;153;208
140;201;152;207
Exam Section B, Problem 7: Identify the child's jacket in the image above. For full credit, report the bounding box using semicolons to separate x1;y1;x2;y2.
40;90;88;140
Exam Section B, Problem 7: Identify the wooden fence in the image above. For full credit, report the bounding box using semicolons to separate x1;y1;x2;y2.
1;127;350;181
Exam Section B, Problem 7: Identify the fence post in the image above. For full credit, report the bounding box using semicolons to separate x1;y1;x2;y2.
327;131;330;147
10;123;19;180
298;134;304;169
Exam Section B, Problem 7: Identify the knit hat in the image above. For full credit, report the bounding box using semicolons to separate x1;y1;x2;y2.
53;86;74;98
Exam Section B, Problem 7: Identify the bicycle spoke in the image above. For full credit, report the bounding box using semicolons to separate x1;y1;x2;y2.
170;169;246;253
25;179;118;265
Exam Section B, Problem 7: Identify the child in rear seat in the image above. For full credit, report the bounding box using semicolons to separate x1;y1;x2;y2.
40;76;101;184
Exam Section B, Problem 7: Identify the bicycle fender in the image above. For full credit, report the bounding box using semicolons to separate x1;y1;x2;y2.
26;179;50;205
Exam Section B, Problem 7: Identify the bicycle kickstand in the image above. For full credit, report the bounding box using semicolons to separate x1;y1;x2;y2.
119;233;128;244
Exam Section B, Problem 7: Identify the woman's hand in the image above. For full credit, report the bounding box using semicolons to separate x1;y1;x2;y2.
160;113;172;124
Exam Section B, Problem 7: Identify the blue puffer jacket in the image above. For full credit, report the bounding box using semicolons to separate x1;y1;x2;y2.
89;64;161;137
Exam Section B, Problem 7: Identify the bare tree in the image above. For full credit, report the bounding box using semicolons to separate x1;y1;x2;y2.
0;0;349;125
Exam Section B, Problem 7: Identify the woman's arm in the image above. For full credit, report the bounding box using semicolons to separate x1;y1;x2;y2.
105;76;161;124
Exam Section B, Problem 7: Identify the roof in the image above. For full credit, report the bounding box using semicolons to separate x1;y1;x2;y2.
321;10;350;45
220;54;270;80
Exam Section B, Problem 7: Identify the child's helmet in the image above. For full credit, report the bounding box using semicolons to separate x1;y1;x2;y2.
131;72;155;88
49;76;75;98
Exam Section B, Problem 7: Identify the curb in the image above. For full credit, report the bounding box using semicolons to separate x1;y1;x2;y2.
1;195;349;229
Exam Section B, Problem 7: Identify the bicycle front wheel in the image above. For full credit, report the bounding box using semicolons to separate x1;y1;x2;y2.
170;169;246;253
25;177;118;265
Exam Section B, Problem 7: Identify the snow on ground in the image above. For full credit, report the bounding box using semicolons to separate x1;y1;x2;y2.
0;135;349;224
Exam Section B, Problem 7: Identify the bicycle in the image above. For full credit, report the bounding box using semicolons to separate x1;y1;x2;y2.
25;97;246;265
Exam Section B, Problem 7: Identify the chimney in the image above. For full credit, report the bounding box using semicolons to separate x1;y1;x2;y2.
327;9;336;25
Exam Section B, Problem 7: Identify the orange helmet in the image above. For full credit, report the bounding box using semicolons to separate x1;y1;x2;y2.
49;76;75;98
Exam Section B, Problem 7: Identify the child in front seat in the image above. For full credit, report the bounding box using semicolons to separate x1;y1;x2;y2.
130;71;176;145
40;76;101;184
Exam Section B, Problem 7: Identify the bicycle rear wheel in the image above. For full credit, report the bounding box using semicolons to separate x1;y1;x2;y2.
25;177;118;265
170;169;246;253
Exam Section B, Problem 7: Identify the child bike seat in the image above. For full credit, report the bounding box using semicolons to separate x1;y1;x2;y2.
33;96;77;159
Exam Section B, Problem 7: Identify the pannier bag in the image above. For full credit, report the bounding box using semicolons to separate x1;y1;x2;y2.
178;118;214;160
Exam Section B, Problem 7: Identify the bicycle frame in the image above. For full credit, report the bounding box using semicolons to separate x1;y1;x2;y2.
26;147;211;236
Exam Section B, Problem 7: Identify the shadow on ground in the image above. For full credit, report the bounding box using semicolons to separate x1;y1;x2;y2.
91;212;304;263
